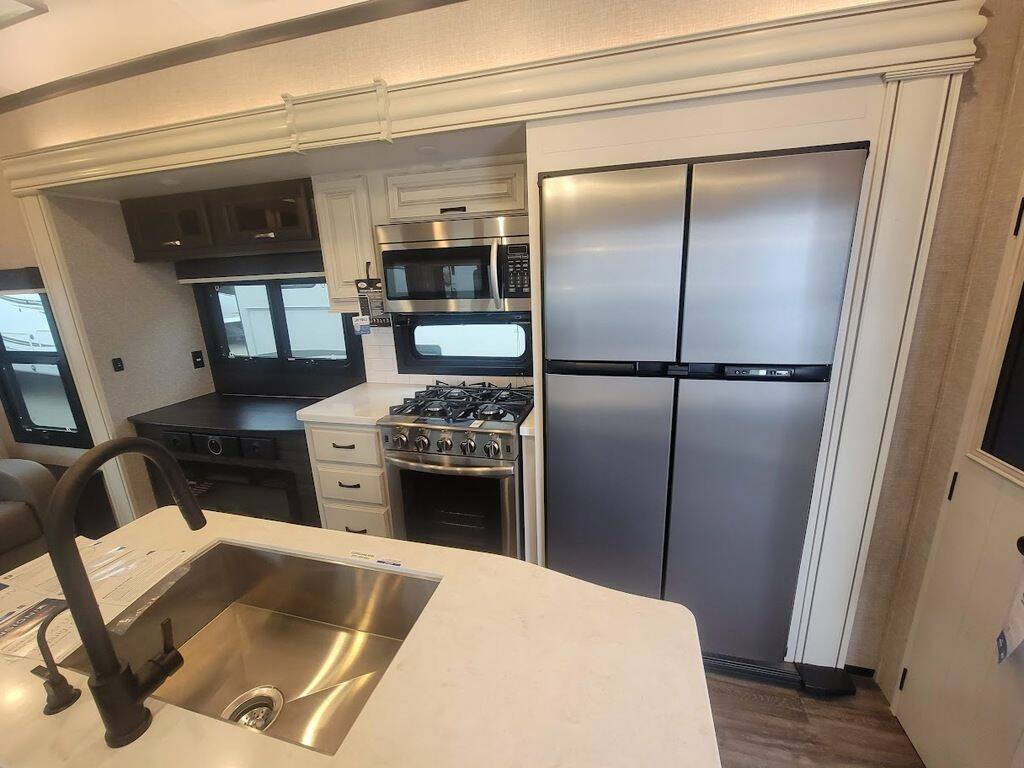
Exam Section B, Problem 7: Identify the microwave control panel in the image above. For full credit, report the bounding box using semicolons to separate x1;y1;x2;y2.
503;244;531;298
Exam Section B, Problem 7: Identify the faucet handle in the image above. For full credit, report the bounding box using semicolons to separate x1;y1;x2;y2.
160;617;175;654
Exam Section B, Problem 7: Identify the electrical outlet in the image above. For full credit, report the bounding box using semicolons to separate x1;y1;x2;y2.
111;357;124;372
192;350;205;369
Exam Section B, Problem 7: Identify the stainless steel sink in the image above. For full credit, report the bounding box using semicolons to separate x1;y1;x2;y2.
63;542;438;754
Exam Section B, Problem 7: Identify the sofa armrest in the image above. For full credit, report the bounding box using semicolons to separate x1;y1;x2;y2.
0;459;56;528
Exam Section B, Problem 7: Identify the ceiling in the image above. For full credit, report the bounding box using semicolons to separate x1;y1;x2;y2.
56;122;527;200
0;0;380;98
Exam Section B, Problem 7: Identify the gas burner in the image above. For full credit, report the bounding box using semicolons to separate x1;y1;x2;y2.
385;380;534;424
475;403;507;420
422;400;451;417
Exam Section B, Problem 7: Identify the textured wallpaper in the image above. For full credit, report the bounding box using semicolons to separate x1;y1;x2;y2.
46;196;215;513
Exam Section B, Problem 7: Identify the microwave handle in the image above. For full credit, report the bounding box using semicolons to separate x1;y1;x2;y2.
489;239;501;309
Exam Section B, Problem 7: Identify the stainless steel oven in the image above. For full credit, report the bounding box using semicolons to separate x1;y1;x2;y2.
384;451;521;557
376;215;530;314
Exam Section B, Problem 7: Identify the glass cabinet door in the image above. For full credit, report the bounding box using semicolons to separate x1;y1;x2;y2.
208;179;316;246
123;192;214;258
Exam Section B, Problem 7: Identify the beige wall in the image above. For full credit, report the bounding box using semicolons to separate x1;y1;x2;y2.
45;196;214;513
0;0;1013;676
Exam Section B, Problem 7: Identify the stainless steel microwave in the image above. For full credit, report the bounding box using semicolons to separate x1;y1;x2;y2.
376;215;530;313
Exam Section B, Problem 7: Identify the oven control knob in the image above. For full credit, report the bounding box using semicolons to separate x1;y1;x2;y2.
483;440;501;459
415;434;430;452
460;437;476;455
393;433;409;449
437;436;453;452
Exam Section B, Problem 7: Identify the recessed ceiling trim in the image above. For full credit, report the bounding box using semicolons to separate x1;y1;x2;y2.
0;0;464;114
0;0;46;33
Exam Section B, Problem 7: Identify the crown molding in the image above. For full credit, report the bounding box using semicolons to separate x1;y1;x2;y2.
1;0;986;195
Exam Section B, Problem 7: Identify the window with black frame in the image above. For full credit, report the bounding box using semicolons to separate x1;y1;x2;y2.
0;291;92;448
983;281;1024;471
392;312;531;376
195;277;365;397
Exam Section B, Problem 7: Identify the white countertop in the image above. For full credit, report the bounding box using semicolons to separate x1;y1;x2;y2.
0;508;720;767
298;383;539;437
520;410;536;437
296;383;421;426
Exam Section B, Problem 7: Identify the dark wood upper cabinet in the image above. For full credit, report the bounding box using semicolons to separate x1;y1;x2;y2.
122;192;214;260
207;179;317;248
121;178;319;263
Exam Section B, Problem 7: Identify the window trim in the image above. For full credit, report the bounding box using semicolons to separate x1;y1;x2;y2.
393;312;532;376
0;292;92;448
195;277;365;397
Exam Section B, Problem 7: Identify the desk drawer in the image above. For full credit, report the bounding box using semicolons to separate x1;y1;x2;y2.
322;503;389;536
318;466;385;506
310;427;380;466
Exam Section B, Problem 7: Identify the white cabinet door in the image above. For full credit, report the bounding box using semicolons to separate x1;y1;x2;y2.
312;174;376;308
895;457;1024;768
385;164;525;221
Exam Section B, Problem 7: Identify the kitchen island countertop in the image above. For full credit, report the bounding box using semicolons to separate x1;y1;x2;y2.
0;507;720;767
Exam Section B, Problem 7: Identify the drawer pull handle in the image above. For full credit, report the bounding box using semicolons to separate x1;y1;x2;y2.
345;526;368;534
338;481;362;489
162;239;182;247
254;231;277;239
332;442;356;450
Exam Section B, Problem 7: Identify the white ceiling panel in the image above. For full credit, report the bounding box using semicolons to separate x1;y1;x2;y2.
0;0;372;97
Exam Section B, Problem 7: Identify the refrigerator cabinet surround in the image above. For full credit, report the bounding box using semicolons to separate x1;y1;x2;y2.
681;149;867;364
541;165;687;362
662;379;831;662
544;373;674;598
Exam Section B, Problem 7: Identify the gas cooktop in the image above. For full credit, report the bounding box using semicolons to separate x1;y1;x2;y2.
384;381;534;425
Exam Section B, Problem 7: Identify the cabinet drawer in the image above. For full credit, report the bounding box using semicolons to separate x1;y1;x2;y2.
310;428;380;465
318;466;385;506
385;164;525;221
322;503;389;536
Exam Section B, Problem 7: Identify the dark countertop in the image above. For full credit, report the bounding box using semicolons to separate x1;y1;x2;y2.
128;392;316;433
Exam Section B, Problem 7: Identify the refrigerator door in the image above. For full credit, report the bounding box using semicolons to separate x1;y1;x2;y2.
663;379;829;662
544;373;675;598
542;165;687;362
681;148;867;365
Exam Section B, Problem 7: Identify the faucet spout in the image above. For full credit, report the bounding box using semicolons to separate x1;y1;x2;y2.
41;436;206;747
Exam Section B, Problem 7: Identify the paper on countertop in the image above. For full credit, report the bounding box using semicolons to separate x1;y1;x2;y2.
0;540;192;662
997;569;1024;663
1;539;191;607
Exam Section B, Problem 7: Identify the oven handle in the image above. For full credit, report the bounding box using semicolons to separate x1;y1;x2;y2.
385;454;515;478
489;238;501;309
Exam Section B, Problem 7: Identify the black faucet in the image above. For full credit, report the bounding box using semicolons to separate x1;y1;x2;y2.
41;436;206;748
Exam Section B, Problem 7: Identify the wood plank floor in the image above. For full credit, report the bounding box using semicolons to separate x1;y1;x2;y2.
706;673;925;767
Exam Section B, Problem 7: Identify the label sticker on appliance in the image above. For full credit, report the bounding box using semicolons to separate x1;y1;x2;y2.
352;315;371;336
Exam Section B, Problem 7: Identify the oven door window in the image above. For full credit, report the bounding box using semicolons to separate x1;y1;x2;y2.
399;468;503;553
383;245;493;301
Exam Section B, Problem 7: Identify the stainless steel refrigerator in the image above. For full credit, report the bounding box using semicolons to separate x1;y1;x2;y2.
541;148;867;663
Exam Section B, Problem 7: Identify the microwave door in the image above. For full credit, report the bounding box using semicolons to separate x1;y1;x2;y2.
381;239;499;313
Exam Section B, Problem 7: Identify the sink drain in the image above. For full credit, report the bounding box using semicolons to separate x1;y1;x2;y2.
221;686;284;732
